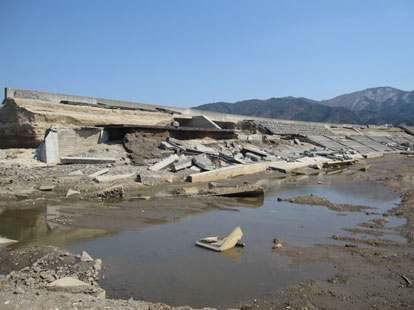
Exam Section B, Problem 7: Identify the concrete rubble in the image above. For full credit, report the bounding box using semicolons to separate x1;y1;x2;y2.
1;88;414;201
196;227;244;252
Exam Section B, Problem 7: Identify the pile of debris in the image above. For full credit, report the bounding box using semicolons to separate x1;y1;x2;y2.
2;247;105;298
148;137;285;173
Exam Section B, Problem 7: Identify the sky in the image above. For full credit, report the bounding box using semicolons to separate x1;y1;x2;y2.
1;0;413;107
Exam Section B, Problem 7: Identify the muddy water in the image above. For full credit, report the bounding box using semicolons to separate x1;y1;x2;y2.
0;180;406;308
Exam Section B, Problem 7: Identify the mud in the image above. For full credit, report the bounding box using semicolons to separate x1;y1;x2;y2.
123;131;170;165
278;194;373;212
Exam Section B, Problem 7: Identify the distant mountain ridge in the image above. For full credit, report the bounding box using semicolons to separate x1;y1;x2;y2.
195;87;414;125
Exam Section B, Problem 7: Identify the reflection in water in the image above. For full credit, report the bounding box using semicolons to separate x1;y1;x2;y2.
0;205;108;248
0;207;48;242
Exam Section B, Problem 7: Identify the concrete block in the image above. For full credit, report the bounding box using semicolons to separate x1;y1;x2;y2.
172;157;193;172
88;168;109;178
193;154;215;171
44;129;59;165
189;162;270;183
149;154;179;171
94;173;135;183
136;174;175;185
244;152;262;162
66;189;81;198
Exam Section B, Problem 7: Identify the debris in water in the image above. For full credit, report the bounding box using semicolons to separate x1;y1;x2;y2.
196;227;244;252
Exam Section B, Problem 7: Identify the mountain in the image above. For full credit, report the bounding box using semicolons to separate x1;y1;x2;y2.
195;87;414;125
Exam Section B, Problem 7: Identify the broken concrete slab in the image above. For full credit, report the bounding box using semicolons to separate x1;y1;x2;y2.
149;154;179;171
66;189;81;198
189;143;219;156
136;174;175;185
60;157;116;164
159;141;176;150
192;154;215;171
242;144;268;157
208;184;264;198
196;227;243;252
94;173;135;183
189;162;270;183
180;115;222;129
39;185;55;192
244;152;262;162
172;157;193;172
190;165;202;172
80;251;94;262
88;168;109;178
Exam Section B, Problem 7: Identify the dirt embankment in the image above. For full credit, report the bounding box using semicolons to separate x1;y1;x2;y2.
278;194;373;212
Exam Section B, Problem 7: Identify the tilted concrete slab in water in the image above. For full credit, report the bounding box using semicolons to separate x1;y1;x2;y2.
196;227;243;252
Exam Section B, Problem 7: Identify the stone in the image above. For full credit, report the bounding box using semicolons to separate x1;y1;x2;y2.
47;277;89;289
149;154;179;171
66;189;81;198
80;251;93;262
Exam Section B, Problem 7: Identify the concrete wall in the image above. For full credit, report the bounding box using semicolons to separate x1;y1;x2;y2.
39;127;102;164
5;88;182;114
57;127;102;157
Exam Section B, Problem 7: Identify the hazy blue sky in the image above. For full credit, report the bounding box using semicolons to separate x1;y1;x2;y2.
1;0;413;107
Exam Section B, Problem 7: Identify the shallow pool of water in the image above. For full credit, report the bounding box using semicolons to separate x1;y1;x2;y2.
0;180;406;308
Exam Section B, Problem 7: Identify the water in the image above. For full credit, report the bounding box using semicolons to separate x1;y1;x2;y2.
0;180;406;308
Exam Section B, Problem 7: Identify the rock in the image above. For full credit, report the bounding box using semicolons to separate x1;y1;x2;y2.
359;165;371;172
66;189;81;198
47;277;89;290
39;271;55;282
272;238;283;249
80;251;94;262
46;277;106;297
94;259;102;271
